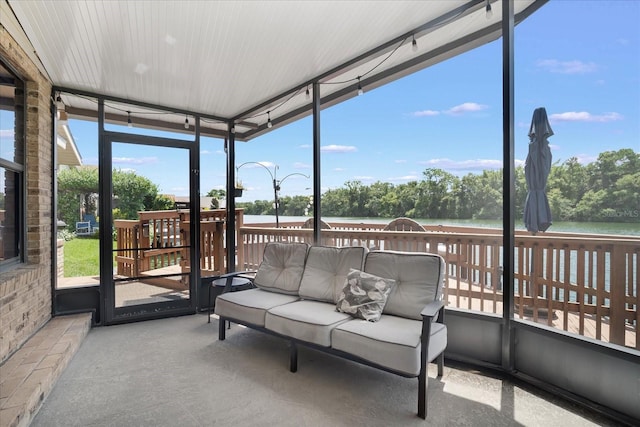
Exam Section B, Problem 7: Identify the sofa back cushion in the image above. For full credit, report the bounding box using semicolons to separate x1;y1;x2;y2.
363;251;444;320
253;242;309;295
299;246;366;303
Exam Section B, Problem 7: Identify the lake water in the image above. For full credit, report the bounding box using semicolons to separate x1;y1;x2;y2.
244;215;640;236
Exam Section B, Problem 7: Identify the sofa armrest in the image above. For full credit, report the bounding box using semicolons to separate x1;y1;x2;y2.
420;300;445;322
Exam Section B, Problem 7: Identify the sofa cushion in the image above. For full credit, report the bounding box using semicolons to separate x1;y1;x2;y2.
331;315;447;376
214;288;299;327
298;246;366;303
336;269;395;322
253;242;309;295
265;300;352;347
364;251;444;320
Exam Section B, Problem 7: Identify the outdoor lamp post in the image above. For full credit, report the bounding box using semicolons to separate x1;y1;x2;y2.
236;161;309;227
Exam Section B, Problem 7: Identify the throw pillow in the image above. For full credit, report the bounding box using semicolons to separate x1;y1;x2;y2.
336;269;395;322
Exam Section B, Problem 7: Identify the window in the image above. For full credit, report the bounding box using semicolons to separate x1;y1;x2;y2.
0;60;25;268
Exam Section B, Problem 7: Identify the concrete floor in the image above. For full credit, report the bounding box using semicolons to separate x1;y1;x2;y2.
31;314;621;427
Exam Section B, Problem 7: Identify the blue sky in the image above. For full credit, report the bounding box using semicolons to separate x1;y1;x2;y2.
53;1;639;202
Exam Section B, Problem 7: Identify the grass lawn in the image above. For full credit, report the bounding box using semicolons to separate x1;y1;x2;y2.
62;237;101;277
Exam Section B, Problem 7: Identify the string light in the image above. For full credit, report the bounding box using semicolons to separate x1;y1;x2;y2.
127;111;133;128
412;35;418;52
267;111;273;128
184;115;189;129
357;76;363;96
485;0;493;19
305;86;310;99
56;94;65;111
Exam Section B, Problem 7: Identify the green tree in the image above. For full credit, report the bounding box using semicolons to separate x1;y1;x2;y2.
112;170;162;219
57;167;99;230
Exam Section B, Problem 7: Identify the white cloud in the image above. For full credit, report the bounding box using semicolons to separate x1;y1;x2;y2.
299;144;311;149
395;159;407;164
117;167;136;173
536;59;598;74
293;162;311;169
321;144;357;153
388;175;420;182
113;157;158;165
334;167;346;172
550;111;623;123
353;175;375;181
412;110;440;117
445;102;489;115
411;102;488;118
0;129;14;138
200;150;212;155
418;158;503;170
239;161;276;169
575;154;598;164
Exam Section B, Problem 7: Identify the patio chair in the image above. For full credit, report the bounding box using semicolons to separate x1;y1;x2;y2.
301;218;331;229
301;218;332;245
75;221;91;236
82;213;99;233
383;217;427;252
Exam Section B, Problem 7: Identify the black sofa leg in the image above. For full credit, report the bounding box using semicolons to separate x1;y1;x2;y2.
437;353;444;377
418;369;427;419
289;342;298;373
218;317;226;341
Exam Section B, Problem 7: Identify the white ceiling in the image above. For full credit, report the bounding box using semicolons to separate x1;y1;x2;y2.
4;0;544;140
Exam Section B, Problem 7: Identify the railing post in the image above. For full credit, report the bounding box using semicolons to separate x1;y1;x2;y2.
609;245;626;345
236;208;244;270
133;224;140;277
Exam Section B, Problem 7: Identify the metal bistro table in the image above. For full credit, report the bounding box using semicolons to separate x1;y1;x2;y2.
204;271;256;323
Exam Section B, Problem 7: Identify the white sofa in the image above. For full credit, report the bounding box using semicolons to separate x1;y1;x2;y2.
214;242;447;418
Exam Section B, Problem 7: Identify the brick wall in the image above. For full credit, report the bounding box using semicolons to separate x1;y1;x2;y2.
0;25;54;363
57;239;64;278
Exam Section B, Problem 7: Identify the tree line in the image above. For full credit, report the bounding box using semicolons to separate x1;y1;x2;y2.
56;148;637;230
238;148;639;223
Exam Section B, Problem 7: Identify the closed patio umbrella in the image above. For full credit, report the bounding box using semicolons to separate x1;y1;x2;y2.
524;107;553;233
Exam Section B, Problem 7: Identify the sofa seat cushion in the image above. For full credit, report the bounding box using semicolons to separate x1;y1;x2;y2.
299;246;366;303
331;315;447;376
214;288;299;327
265;300;352;347
254;242;309;295
364;251;445;320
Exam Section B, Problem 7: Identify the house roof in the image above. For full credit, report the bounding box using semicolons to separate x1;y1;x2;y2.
4;0;545;141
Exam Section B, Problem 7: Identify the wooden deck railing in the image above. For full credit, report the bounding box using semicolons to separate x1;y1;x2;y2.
114;209;244;285
238;223;639;349
113;212;637;348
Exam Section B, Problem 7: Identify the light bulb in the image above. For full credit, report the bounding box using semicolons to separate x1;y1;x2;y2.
412;36;418;52
357;77;363;96
127;111;133;128
184;116;189;129
305;86;310;99
485;0;493;19
267;111;273;128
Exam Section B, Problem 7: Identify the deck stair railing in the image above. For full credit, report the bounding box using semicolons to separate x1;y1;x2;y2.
114;208;245;285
